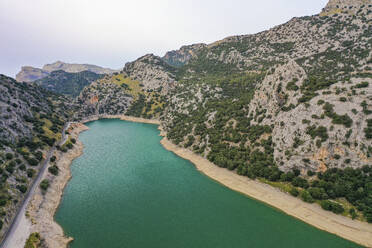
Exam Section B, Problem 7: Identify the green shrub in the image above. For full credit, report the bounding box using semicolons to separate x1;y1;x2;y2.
289;187;299;197
40;179;49;192
323;103;353;127
48;165;59;176
306;125;328;142
320;200;344;214
300;190;315;203
27;168;35;178
5;153;13;160
50;156;56;162
292;177;309;188
355;81;368;88
17;184;27;193
365;119;372;139
308;187;328;200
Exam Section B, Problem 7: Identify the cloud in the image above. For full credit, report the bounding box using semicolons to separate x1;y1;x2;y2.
0;0;328;77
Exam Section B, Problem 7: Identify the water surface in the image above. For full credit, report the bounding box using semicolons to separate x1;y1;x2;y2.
55;119;361;248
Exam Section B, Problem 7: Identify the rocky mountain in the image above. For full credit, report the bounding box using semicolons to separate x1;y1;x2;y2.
1;0;372;241
76;54;176;119
159;0;371;221
0;74;76;238
16;61;118;83
34;70;104;97
75;0;372;221
162;0;372;172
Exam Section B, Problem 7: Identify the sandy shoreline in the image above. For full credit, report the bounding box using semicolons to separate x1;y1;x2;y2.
26;123;89;248
79;114;161;125
25;116;372;248
160;136;372;247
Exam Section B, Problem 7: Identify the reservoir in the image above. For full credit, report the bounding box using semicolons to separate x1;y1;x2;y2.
55;119;361;248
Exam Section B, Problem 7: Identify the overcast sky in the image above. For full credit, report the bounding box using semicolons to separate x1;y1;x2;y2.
0;0;328;77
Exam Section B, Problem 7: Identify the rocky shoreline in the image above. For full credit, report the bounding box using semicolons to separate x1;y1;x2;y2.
24;117;372;248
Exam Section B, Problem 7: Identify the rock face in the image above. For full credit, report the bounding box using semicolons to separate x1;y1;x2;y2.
76;77;133;118
162;43;207;67
122;54;176;94
16;61;118;82
75;55;176;119
247;60;372;172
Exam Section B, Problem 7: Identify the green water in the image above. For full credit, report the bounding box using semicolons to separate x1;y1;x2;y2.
55;119;361;248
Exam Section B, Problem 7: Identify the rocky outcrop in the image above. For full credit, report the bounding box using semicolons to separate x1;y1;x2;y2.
247;60;372;172
75;76;133;119
162;43;206;67
122;54;176;94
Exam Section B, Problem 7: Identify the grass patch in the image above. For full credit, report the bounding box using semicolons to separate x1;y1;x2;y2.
102;74;143;99
41;118;62;141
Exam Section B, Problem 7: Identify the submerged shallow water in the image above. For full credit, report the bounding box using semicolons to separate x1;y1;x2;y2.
55;119;361;248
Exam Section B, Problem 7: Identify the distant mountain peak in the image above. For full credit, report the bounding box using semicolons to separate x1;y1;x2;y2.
42;61;118;74
16;61;119;82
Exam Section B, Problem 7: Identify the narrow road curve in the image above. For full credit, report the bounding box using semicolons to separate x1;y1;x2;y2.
0;122;71;248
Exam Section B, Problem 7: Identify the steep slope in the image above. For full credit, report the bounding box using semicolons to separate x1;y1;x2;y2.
76;54;176;119
0;74;75;239
16;61;118;83
34;70;104;97
2;0;372;241
158;1;372;221
74;0;372;223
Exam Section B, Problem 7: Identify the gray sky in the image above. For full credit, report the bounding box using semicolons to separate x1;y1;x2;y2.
0;0;328;77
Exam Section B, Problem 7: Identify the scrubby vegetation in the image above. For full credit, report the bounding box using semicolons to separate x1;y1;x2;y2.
40;179;49;193
24;232;41;248
0;74;72;237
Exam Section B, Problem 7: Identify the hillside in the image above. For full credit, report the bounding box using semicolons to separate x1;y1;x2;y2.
16;61;118;83
34;70;104;97
2;0;372;242
0;74;76;239
160;0;372;221
74;0;372;222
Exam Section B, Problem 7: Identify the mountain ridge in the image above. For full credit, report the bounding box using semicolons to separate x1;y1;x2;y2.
15;61;118;83
1;0;372;243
